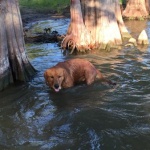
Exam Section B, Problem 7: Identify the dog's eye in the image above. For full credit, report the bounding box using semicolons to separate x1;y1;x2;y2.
50;76;54;79
58;76;61;78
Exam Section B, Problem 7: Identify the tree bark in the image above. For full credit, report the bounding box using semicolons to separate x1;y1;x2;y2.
0;0;36;91
61;0;91;53
61;0;131;53
123;0;149;18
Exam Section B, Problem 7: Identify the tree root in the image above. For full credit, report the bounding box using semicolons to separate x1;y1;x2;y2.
68;40;76;54
61;35;76;54
61;35;91;54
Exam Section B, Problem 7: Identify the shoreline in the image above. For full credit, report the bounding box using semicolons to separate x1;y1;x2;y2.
20;7;70;26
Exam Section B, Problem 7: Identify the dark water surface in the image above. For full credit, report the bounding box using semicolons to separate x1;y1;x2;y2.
1;19;150;150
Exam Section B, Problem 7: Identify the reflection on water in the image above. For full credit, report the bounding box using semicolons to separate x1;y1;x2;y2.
125;20;148;39
1;19;150;150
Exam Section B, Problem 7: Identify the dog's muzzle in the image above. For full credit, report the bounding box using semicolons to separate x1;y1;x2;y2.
53;84;61;92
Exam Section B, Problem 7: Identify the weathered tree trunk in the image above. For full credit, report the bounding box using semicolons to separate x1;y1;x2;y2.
0;0;36;91
123;0;149;18
61;0;131;53
61;0;91;53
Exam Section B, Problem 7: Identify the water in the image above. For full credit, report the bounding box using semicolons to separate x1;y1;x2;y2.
0;19;150;150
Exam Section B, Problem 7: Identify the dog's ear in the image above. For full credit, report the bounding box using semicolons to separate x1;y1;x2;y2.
62;68;73;88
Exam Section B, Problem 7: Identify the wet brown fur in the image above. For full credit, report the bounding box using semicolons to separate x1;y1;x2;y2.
44;58;113;92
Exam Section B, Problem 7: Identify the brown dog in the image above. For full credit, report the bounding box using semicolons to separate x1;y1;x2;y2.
44;58;115;92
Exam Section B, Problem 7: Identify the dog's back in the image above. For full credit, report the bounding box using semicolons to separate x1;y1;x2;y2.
57;59;97;83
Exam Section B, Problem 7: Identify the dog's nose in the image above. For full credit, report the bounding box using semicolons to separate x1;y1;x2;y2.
54;84;59;89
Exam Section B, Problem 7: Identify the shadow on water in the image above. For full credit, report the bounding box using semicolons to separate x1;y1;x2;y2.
1;19;150;150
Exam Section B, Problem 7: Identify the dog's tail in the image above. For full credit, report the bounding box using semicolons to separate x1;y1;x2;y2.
96;70;116;86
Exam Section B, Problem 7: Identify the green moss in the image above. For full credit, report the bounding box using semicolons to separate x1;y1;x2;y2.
137;17;145;21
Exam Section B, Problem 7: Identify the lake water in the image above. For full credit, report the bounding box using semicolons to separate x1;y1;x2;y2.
0;19;150;150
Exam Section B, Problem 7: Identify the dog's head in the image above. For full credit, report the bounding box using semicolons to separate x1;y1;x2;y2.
44;67;65;92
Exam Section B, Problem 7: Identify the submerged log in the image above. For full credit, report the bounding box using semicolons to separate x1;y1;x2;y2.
24;31;65;43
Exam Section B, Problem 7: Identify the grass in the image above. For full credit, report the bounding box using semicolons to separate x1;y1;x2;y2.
19;0;69;13
119;0;126;4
